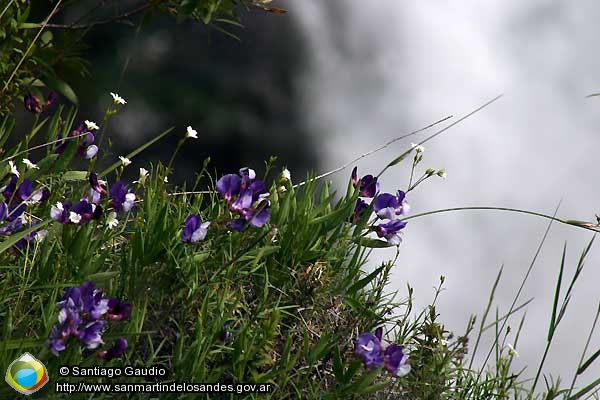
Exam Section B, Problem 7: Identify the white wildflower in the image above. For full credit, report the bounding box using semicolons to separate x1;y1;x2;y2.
69;212;82;224
106;212;119;229
506;343;519;357
134;168;149;185
84;120;99;131
9;160;19;177
35;230;48;243
110;92;127;105
22;158;39;170
185;126;198;139
411;143;425;153
119;156;131;166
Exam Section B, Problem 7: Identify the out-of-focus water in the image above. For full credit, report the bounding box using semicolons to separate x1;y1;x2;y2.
292;0;600;391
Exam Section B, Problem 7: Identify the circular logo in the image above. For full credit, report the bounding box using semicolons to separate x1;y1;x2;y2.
5;353;49;395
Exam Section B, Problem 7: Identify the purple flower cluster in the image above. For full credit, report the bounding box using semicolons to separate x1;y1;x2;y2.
355;327;411;377
55;122;98;160
51;173;135;225
24;91;57;114
47;281;131;360
351;167;409;245
0;176;49;250
216;167;270;231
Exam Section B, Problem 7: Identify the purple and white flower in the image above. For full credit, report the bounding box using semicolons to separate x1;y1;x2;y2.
181;214;210;243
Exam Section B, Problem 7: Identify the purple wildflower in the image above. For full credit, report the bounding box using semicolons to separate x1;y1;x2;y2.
373;191;409;220
0;175;18;200
106;298;132;321
0;177;49;249
24;91;57;114
383;344;411;377
89;172;108;197
374;219;407;245
359;175;379;198
217;167;270;230
24;93;42;113
219;323;231;342
51;201;71;224
351;198;369;223
216;174;241;203
44;91;57;108
355;328;411;377
351;166;359;186
181;214;210;243
355;332;384;369
230;190;253;213
241;201;270;228
70;199;102;224
351;167;379;198
47;281;131;357
78;320;106;349
85;145;99;159
110;182;135;212
97;337;128;360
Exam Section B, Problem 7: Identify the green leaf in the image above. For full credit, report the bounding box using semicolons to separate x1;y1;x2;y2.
17;22;41;29
99;126;174;177
332;346;344;382
343;360;364;384
42;75;79;106
41;30;53;45
256;245;280;260
384;150;411;169
61;170;88;181
578;347;600;375
85;271;120;283
308;203;351;226
352;368;385;394
346;265;386;296
192;252;211;263
52;137;79;174
306;332;331;365
355;379;392;395
178;0;197;22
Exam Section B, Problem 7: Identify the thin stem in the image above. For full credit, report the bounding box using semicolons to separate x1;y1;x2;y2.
476;201;562;382
377;94;503;177
1;0;63;96
402;206;599;234
293;115;453;189
407;157;417;191
568;298;600;396
531;341;553;396
167;138;185;173
116;3;148;90
1;133;88;162
0;0;16;22
44;2;156;30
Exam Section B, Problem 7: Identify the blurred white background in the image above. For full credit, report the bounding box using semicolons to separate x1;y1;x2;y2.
292;0;600;391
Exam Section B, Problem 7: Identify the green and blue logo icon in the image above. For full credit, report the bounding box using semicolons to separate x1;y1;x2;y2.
5;352;49;395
